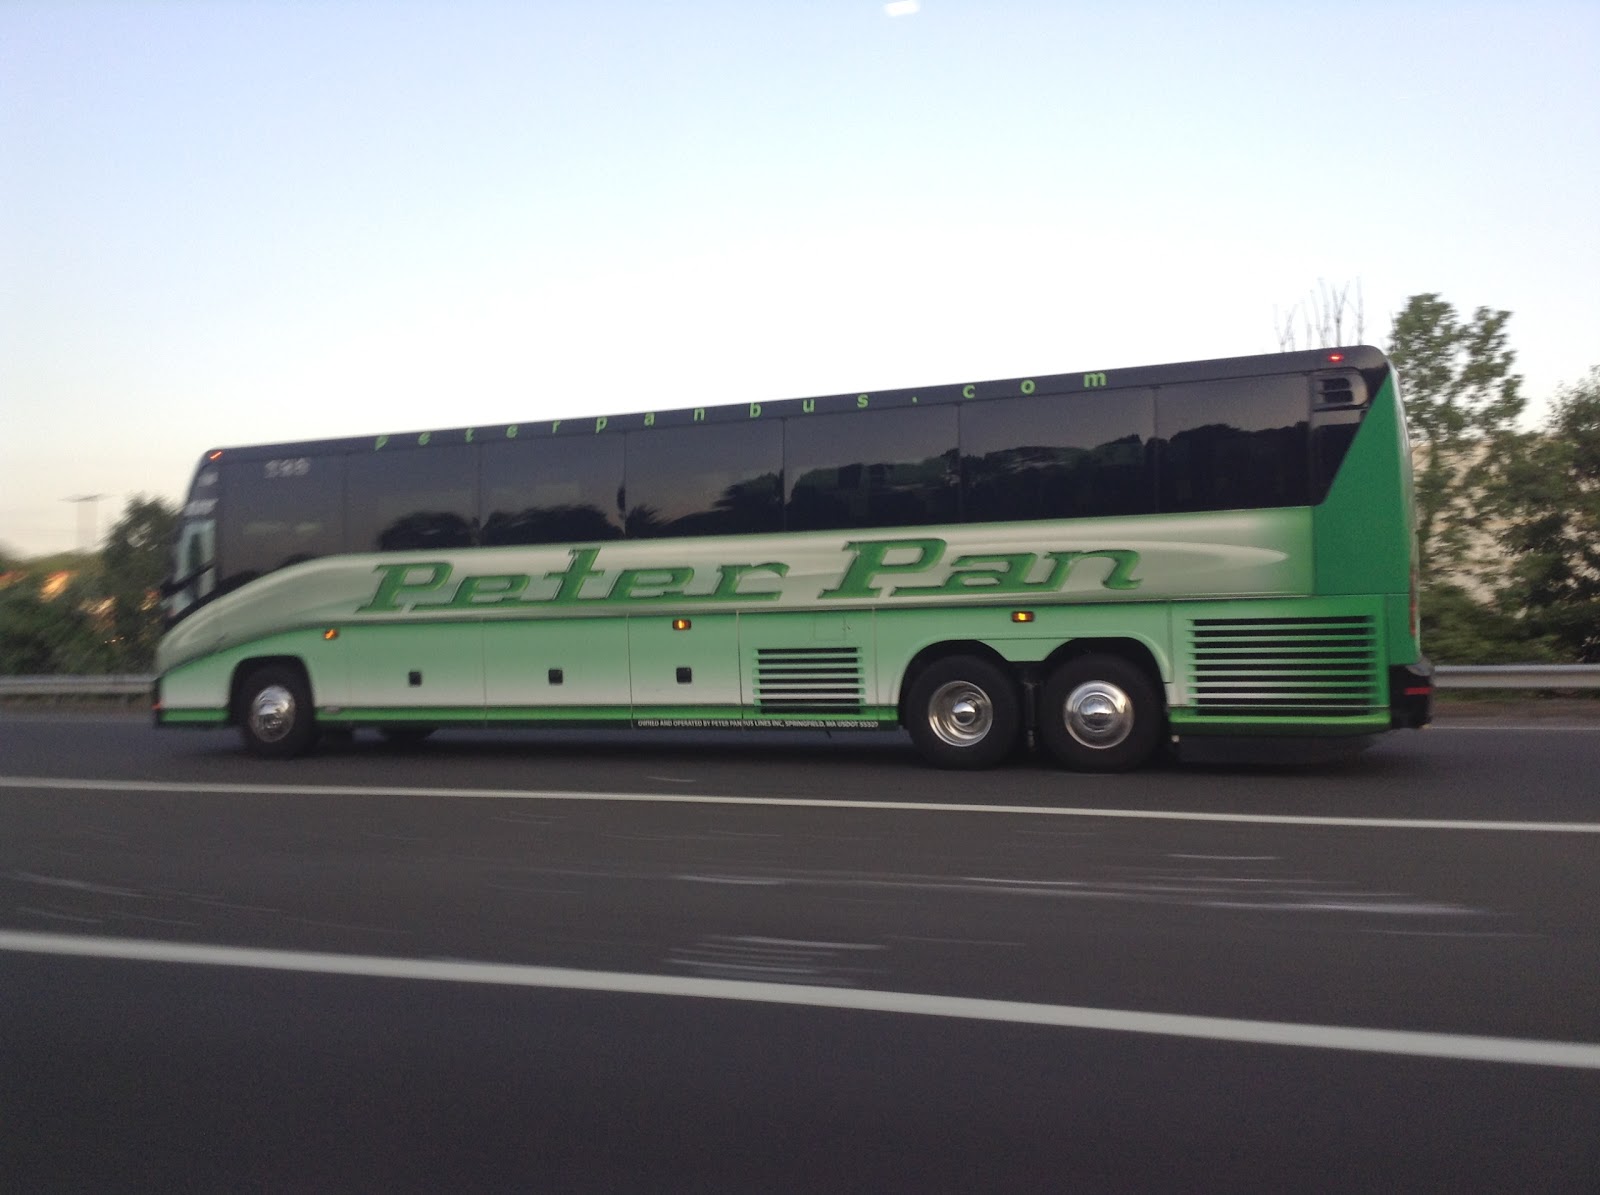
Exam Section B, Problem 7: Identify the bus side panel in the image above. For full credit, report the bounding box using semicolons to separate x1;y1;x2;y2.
628;612;742;720
871;602;1173;710
157;628;345;724
736;609;886;726
483;615;634;719
340;620;485;719
1167;594;1390;735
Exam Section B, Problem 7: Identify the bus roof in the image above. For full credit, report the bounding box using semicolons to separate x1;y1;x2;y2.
199;345;1390;465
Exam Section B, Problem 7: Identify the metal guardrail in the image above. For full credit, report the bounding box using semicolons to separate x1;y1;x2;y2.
0;675;154;698
1432;664;1600;690
1;666;1599;700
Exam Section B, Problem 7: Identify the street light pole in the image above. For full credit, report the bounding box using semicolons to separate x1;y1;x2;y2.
63;494;107;553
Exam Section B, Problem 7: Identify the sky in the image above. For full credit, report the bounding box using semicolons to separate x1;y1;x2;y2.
2;0;1597;558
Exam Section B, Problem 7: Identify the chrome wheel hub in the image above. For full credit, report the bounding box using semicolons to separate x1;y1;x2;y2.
248;685;296;743
1064;681;1133;750
927;680;994;747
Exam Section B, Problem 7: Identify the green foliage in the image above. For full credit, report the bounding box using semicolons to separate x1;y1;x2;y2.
97;495;180;671
1492;367;1600;662
1419;584;1556;666
1387;294;1524;586
0;496;178;675
0;573;117;675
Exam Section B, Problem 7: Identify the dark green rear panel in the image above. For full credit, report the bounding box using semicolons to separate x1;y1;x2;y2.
1310;372;1420;668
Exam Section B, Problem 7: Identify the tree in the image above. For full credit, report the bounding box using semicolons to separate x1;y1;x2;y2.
1493;367;1600;662
0;572;115;675
1386;294;1524;588
1275;279;1365;351
1418;583;1556;665
97;495;179;670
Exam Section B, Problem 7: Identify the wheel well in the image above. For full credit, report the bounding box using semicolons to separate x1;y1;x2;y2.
228;656;311;726
1037;638;1166;700
896;637;1166;730
896;640;1017;725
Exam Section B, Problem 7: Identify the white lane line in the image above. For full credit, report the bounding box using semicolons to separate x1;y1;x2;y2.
1430;726;1599;732
3;929;1597;1071
2;775;1597;834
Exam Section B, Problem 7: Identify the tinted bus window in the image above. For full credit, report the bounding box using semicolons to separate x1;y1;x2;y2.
1156;377;1309;512
624;422;783;538
346;444;479;551
218;454;346;591
961;388;1155;523
785;406;958;532
482;435;624;544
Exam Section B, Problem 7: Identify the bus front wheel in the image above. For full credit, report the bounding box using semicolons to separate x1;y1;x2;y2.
237;664;318;759
1039;654;1162;773
905;655;1020;770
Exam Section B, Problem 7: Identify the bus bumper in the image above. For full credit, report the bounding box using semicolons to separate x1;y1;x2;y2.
1389;658;1434;729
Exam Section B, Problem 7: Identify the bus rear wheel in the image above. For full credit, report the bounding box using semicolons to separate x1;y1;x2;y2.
237;664;318;759
905;655;1020;770
1039;654;1162;773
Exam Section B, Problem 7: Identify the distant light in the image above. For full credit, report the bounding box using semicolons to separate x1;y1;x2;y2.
885;1;920;15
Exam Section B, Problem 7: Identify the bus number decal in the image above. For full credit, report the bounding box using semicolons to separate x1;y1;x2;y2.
264;458;311;479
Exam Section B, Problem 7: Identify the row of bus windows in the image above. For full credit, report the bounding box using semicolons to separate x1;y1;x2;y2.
217;378;1351;585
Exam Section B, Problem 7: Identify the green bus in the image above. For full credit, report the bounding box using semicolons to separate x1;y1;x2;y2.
155;345;1433;770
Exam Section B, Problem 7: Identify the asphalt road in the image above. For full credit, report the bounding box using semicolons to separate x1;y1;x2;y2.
2;710;1597;1192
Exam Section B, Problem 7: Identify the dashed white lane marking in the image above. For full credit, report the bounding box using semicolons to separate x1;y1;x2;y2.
3;929;1597;1070
1;775;1597;834
1431;726;1598;732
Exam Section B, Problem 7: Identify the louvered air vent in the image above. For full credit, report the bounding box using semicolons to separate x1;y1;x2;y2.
1315;370;1367;407
1187;615;1380;718
754;647;864;714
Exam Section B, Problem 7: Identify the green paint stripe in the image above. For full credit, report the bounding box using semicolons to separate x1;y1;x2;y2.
320;707;482;724
484;707;634;723
630;705;747;719
317;704;898;728
743;707;898;723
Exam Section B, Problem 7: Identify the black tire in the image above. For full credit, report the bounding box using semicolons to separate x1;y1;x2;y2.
378;727;435;747
903;655;1020;770
1038;654;1163;773
236;664;318;759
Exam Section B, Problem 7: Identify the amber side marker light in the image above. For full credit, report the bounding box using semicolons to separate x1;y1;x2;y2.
207;450;223;461
323;628;339;640
1011;610;1035;623
672;618;692;631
